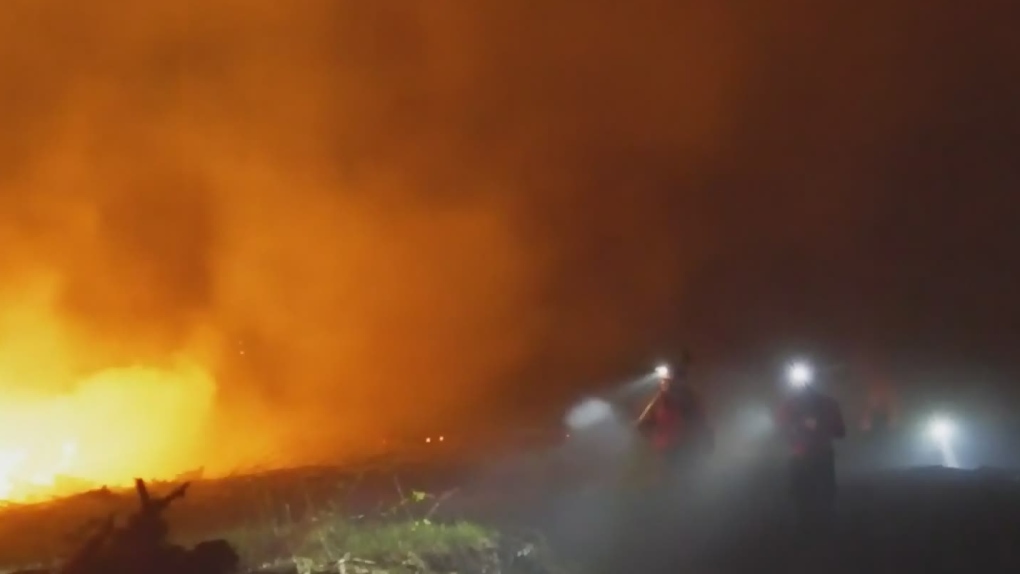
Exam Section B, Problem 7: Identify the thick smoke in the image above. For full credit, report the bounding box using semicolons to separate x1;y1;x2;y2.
0;1;1016;470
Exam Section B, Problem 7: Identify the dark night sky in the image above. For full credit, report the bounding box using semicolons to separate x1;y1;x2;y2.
0;1;1018;460
499;1;1020;412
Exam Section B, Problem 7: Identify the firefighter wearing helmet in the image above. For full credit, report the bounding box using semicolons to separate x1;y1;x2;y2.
635;351;714;476
775;359;846;531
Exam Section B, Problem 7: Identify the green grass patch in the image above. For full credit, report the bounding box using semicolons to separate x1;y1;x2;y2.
217;513;500;570
0;468;566;574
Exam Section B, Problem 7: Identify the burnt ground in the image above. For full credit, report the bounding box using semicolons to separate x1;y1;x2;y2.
1;445;1019;574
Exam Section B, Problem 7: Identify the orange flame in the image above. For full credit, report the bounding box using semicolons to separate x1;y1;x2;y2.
0;364;216;502
0;278;216;502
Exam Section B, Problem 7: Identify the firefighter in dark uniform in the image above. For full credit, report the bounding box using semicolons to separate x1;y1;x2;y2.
775;361;846;531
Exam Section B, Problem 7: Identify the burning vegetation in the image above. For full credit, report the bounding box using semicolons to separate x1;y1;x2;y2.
0;279;216;502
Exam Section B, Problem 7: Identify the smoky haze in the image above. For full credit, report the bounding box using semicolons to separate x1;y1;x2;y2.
0;2;1016;469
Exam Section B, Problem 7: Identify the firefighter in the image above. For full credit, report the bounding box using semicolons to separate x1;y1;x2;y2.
635;353;714;479
775;360;846;531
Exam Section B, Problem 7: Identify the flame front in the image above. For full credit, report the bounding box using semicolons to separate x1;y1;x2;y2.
0;363;216;502
0;280;217;503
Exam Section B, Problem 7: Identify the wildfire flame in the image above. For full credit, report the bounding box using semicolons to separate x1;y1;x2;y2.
0;279;216;503
0;363;216;502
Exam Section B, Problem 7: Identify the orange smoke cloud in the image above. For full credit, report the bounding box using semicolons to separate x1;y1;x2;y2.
0;0;752;494
10;0;1004;496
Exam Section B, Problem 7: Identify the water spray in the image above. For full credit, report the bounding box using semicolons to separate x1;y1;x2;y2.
565;397;616;431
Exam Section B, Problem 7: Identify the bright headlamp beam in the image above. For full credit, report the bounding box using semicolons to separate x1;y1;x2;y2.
787;360;813;387
655;364;670;378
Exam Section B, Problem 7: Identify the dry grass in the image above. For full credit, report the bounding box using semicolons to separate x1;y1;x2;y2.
0;464;558;573
209;514;498;573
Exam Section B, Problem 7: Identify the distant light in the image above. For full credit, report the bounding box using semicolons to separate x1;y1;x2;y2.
928;417;955;442
655;364;670;378
438;436;444;442
927;415;959;468
787;360;814;388
425;437;431;443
